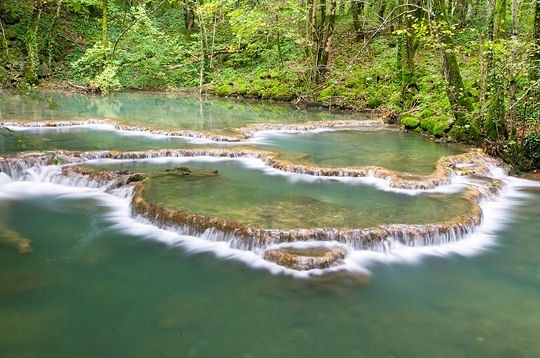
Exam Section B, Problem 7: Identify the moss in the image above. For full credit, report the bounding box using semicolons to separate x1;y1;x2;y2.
367;97;383;109
319;85;338;102
216;84;233;97
432;120;451;137
237;83;248;95
420;117;436;132
400;114;420;129
419;108;435;119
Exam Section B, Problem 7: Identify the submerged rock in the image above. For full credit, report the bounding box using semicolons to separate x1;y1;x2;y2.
0;229;32;254
264;246;348;270
164;167;219;177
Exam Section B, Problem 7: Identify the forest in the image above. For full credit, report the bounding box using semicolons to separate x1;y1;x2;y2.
0;0;539;171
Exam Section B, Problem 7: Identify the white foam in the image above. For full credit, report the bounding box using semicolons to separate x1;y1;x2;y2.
5;122;117;132
1;151;538;279
340;176;539;272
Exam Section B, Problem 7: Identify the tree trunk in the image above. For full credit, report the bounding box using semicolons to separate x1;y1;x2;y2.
508;0;519;135
184;0;196;35
197;4;207;94
307;0;337;84
351;0;365;40
484;0;508;141
102;0;108;48
453;0;470;27
319;0;337;72
399;0;422;108
432;0;474;127
24;0;42;85
531;0;540;82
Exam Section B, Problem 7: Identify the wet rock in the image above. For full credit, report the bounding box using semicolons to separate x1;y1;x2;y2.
264;246;348;270
126;173;146;184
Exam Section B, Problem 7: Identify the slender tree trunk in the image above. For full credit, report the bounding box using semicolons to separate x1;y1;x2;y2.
432;0;474;128
307;0;336;84
184;0;196;35
24;0;42;85
319;0;337;72
276;14;284;66
484;0;508;141
453;0;470;27
102;0;108;48
399;0;421;108
508;0;519;135
0;16;8;60
351;0;365;40
531;0;540;83
197;5;207;94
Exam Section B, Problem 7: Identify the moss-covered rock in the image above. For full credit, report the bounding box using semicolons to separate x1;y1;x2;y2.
420;116;436;132
400;114;420;129
420;115;451;137
216;83;233;97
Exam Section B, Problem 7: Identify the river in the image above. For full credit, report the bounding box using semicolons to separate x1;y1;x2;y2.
1;91;539;357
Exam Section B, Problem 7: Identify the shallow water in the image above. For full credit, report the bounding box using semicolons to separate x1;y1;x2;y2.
1;91;539;357
122;158;471;229
0;126;201;153
254;129;467;174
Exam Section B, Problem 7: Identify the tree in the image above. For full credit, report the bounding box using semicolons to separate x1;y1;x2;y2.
24;0;43;85
183;0;197;35
532;0;540;83
351;0;365;40
306;0;338;84
484;0;509;142
101;0;108;48
397;0;423;108
432;0;474;135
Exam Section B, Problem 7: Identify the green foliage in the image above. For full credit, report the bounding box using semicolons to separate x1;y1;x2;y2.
499;133;540;172
0;0;538;169
70;43;113;85
69;4;190;92
211;67;302;101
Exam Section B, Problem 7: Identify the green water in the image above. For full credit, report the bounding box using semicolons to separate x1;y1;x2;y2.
129;160;471;229
0;186;539;357
256;129;467;174
0;91;361;133
1;91;539;357
0;127;201;154
0;127;465;175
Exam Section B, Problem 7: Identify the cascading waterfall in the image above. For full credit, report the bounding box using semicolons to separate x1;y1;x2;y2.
0;120;519;272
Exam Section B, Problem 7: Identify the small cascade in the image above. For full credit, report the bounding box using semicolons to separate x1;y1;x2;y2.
0;157;43;181
0;139;514;272
1;119;110;128
238;119;384;138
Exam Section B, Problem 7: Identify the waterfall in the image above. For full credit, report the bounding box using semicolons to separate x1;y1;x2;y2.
0;143;516;272
0;157;42;181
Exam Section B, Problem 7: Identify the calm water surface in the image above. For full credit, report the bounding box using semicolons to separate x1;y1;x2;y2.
1;92;539;357
255;129;467;174
0;91;361;133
